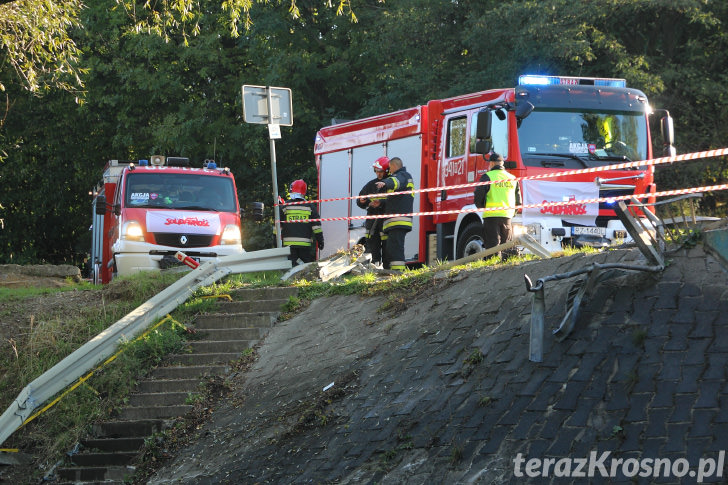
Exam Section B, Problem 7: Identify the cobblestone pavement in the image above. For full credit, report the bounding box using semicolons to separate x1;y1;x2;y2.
147;244;728;485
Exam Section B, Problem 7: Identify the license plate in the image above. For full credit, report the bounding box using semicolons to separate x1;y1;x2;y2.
572;226;606;236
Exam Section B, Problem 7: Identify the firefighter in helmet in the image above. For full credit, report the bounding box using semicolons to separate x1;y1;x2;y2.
278;179;324;266
357;156;389;268
375;156;414;271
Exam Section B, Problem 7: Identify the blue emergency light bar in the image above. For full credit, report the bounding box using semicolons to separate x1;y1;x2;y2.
519;75;627;88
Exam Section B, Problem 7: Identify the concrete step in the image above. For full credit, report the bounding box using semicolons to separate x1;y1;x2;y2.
128;391;191;407
81;437;145;453
167;352;242;365
117;404;193;420
91;419;167;439
230;286;298;301
136;378;201;393
56;465;135;482
194;312;275;329
196;327;266;340
69;451;138;467
217;299;289;313
58;286;299;483
187;340;256;354
149;364;229;379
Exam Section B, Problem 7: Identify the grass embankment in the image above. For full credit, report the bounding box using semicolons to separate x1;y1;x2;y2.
0;249;586;480
0;270;281;475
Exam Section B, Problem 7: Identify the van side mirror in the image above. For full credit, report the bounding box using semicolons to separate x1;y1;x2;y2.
504;161;517;169
252;202;265;222
95;196;106;215
660;112;676;156
474;110;493;155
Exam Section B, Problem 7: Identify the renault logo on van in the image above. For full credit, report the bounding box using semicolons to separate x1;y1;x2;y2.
180;235;188;245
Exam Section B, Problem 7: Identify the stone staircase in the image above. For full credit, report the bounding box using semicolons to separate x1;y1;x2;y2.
55;286;298;484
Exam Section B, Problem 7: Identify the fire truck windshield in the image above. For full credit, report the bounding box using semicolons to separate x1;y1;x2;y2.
518;109;648;167
125;172;237;212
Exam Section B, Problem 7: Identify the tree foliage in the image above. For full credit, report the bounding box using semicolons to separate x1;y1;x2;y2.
0;0;727;264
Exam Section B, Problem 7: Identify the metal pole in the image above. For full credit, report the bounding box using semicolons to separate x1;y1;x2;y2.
270;137;282;248
267;89;282;248
529;286;545;362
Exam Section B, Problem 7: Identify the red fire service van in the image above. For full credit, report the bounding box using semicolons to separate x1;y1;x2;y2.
90;156;245;284
314;74;675;265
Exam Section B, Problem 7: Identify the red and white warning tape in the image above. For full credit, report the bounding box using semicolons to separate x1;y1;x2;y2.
280;147;728;207
282;183;728;223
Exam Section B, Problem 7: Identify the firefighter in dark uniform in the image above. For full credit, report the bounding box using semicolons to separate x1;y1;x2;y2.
473;152;519;258
357;156;389;267
279;179;324;266
375;157;414;271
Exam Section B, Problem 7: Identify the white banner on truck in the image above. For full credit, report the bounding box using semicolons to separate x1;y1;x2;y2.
521;180;599;226
146;211;221;234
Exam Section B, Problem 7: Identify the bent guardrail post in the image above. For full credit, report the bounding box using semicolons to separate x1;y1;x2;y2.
0;247;291;448
614;201;664;267
524;275;545;362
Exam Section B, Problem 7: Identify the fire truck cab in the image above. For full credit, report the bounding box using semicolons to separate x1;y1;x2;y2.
314;74;675;265
91;156;245;284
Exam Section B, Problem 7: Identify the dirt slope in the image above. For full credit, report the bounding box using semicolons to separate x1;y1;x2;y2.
142;245;728;484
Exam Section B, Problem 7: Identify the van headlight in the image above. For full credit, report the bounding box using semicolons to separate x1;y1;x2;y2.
121;220;145;241
221;224;242;245
513;224;527;236
513;223;541;238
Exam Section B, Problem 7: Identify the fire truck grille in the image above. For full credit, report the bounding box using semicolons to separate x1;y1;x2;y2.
153;233;214;248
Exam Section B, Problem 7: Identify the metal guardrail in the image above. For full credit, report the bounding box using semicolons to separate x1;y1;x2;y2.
436;233;552;271
0;247;291;448
524;262;664;362
523;201;671;362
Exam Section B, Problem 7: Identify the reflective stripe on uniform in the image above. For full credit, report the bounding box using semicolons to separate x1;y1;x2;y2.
383;216;412;231
284;207;312;220
283;237;312;246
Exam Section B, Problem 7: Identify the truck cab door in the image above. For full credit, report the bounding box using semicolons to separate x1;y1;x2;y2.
438;115;469;216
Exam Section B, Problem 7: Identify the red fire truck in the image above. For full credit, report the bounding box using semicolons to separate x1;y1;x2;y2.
314;74;675;265
90;156;245;284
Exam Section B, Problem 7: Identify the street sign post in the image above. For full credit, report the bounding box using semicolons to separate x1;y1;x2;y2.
242;85;293;126
242;85;294;248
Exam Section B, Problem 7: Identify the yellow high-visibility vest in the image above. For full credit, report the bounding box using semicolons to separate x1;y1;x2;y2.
483;169;516;218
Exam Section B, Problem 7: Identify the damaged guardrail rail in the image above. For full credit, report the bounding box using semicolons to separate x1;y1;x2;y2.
0;247;291;449
524;199;672;362
524;262;664;362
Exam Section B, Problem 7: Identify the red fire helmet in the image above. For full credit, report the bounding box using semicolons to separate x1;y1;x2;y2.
291;179;307;194
373;156;390;173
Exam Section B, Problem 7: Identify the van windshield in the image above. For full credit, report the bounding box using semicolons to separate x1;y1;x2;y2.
518;109;648;167
125;173;237;212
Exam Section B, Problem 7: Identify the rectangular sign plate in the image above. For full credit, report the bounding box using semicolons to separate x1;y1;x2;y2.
572;226;607;236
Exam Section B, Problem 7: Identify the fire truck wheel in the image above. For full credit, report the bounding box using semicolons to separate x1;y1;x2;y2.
457;222;486;259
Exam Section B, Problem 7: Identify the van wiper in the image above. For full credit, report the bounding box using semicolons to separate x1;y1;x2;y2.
590;153;634;163
176;204;215;211
527;153;589;168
